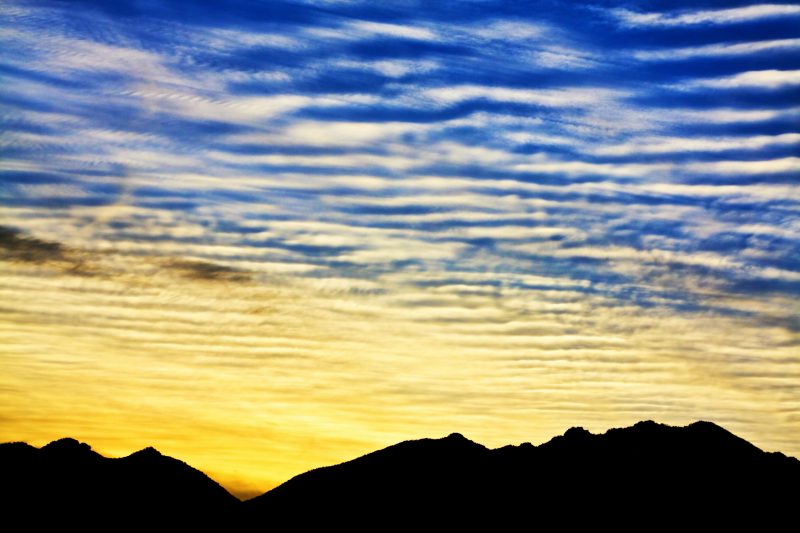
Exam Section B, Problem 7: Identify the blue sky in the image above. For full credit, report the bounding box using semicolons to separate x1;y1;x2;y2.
1;0;799;494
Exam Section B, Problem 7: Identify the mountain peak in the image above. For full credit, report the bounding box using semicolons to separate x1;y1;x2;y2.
132;446;162;457
43;437;91;451
563;426;592;438
688;420;726;432
40;438;97;459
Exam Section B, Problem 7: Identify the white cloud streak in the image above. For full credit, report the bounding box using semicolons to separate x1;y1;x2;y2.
613;4;800;27
686;69;800;89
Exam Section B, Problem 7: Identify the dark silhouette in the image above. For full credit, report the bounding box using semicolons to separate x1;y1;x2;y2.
245;420;800;527
3;421;798;528
0;437;238;527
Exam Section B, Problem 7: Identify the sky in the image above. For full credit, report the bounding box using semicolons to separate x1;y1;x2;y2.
1;0;799;498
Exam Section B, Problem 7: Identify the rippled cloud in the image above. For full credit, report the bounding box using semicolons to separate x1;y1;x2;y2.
1;0;798;496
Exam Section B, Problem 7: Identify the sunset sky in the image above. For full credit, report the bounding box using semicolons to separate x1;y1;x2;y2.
1;0;799;498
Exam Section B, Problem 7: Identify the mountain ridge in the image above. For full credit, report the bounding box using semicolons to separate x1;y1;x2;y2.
3;420;798;527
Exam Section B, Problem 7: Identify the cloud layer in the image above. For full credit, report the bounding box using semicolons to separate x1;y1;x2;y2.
1;0;798;495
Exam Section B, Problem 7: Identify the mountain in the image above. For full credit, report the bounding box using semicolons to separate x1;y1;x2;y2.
3;421;798;528
245;420;800;527
0;438;238;527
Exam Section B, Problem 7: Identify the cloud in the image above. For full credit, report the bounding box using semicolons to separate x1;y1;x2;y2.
612;4;800;27
592;133;800;156
420;85;622;108
685;157;800;175
225;120;429;147
0;225;259;283
686;70;800;90
0;226;64;263
510;159;672;178
347;21;438;41
167;259;253;282
633;38;800;61
648;106;800;125
330;58;439;78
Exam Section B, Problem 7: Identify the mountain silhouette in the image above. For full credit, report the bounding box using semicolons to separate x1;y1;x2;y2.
0;437;238;527
245;420;799;527
3;421;798;528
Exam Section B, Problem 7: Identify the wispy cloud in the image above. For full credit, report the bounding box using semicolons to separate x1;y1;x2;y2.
592;133;800;156
612;4;800;27
686;69;800;89
633;38;800;60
